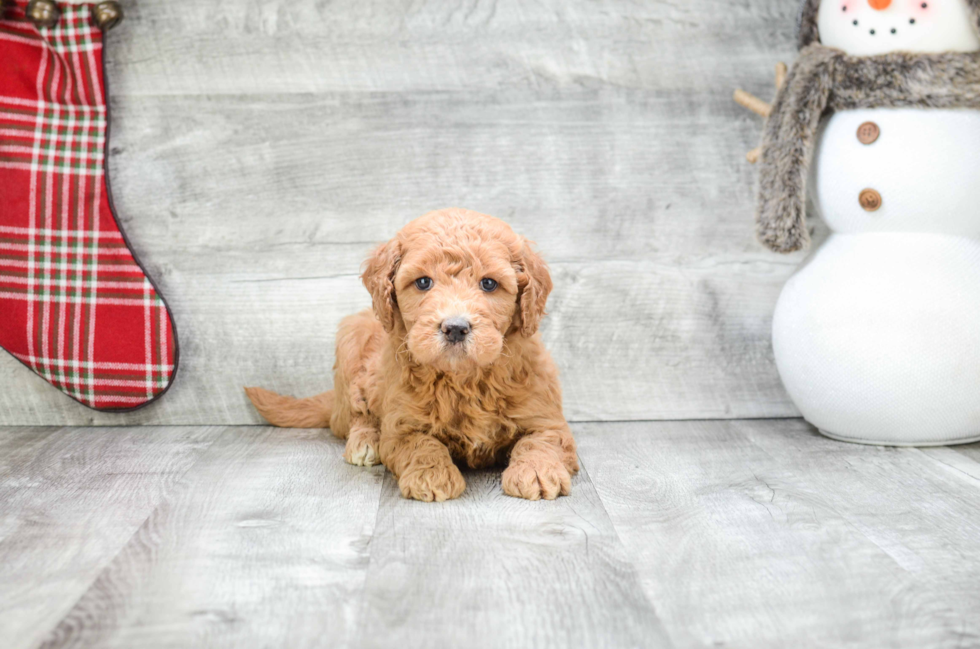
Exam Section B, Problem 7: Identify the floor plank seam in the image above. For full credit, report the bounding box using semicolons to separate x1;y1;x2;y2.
574;452;675;648
0;416;808;430
28;427;226;649
570;416;805;425
344;470;390;648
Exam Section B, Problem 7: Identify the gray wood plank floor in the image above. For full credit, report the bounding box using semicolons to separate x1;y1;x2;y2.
0;0;808;425
3;421;980;649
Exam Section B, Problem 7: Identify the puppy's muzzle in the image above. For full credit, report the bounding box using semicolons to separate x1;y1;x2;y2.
441;317;470;344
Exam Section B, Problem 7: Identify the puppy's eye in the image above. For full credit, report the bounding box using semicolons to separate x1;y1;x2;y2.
480;278;498;292
415;277;433;291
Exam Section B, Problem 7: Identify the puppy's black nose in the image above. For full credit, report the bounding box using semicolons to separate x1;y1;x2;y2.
441;317;470;344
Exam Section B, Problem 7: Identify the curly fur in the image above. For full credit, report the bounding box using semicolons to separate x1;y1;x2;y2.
758;4;980;252
246;209;578;502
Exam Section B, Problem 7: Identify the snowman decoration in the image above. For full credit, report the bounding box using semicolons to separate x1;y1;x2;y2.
736;0;980;445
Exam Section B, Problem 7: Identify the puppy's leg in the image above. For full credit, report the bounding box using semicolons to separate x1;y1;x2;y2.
503;428;578;501
343;416;381;466
331;310;386;464
380;431;465;502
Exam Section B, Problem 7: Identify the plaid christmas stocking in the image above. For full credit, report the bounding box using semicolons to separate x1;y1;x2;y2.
0;1;178;411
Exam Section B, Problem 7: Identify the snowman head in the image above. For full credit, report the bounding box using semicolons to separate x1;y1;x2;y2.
800;0;980;54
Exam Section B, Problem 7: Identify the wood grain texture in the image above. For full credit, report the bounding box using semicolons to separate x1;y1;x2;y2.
4;423;980;648
0;426;215;649
353;468;670;649
0;0;809;425
949;440;980;465
576;419;980;649
34;427;385;649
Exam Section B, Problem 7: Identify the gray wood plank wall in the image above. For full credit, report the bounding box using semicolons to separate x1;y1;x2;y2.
0;0;811;425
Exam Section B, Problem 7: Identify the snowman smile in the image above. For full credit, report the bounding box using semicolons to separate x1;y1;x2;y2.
818;0;980;55
846;3;920;38
851;3;928;36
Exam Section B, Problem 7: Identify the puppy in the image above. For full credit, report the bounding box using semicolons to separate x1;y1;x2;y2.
245;208;578;502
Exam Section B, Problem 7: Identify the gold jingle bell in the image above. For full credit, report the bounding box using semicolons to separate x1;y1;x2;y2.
92;1;123;30
26;0;60;29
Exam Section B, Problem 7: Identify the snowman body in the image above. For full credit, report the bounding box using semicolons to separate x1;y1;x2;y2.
774;109;980;444
771;0;980;444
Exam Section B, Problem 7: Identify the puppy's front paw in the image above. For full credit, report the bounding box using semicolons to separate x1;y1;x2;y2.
344;435;380;466
502;454;571;501
344;422;381;466
398;462;466;502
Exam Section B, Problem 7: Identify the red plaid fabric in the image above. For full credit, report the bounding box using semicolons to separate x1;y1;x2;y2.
0;2;178;411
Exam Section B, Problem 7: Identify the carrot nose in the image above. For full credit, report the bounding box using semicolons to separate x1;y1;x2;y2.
868;0;892;9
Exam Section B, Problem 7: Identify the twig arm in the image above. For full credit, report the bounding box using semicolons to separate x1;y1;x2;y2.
733;89;771;118
734;62;787;163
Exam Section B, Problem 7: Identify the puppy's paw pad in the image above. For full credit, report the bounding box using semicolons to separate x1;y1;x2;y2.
502;456;571;501
344;439;380;466
399;463;466;502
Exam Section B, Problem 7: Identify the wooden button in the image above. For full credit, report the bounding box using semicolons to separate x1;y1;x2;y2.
859;188;882;212
857;121;880;145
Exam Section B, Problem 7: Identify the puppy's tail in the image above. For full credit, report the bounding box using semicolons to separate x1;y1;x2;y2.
244;386;334;428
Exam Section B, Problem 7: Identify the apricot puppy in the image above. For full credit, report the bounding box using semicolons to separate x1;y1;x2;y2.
245;208;578;502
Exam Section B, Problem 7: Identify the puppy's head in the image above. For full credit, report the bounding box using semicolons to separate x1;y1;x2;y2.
362;208;552;372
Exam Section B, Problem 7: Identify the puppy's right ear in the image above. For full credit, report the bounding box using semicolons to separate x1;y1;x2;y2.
361;239;401;332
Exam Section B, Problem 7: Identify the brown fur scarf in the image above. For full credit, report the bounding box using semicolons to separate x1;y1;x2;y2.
756;44;980;252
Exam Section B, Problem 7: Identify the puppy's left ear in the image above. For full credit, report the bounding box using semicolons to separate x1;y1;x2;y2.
361;239;402;332
514;238;553;337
